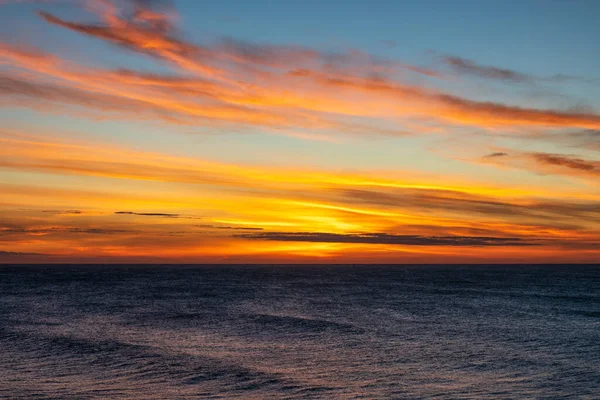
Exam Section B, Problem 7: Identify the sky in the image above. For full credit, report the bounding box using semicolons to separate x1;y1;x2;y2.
0;0;599;263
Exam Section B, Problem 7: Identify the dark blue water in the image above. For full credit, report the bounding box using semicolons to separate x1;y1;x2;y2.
1;265;599;399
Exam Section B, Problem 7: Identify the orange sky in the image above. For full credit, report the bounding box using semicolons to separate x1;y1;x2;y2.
1;0;598;263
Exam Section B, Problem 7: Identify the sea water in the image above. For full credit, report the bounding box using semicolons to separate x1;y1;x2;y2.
1;264;598;399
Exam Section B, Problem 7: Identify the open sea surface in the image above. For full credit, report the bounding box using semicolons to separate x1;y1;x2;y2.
0;264;599;399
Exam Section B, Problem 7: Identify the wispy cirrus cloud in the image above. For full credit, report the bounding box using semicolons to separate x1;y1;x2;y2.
532;129;600;152
2;133;591;203
2;133;598;221
332;187;600;225
443;55;599;85
480;150;600;180
37;0;438;79
1;1;599;263
0;74;172;116
532;153;598;172
3;136;598;262
444;56;533;83
0;0;599;137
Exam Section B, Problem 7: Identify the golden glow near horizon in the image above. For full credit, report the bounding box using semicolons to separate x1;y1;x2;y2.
0;0;598;263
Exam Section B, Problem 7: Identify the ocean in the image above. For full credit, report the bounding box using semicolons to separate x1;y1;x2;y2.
0;264;598;399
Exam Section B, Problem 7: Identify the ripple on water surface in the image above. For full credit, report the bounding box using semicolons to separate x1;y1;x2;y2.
0;264;599;399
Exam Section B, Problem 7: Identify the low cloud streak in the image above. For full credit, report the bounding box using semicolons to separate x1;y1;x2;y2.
236;231;537;246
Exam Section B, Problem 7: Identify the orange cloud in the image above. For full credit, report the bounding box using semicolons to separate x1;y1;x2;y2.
1;134;598;252
0;2;599;136
480;149;600;181
1;1;599;263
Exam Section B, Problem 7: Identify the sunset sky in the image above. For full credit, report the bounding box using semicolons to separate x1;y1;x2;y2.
1;0;598;263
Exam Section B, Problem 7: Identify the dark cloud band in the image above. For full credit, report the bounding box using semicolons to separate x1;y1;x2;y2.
236;232;537;246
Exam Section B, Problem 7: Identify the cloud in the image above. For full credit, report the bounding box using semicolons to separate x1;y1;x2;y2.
432;93;600;129
3;131;599;226
333;187;600;224
42;209;82;214
484;152;508;158
0;226;130;235
444;56;532;83
1;134;597;235
115;211;202;219
39;4;438;79
480;149;600;179
236;231;537;246
115;211;180;217
0;135;248;186
2;135;598;261
546;74;600;85
0;74;183;119
0;250;47;256
37;5;416;81
196;224;263;231
532;153;598;172
37;7;202;66
443;55;598;85
286;68;600;128
499;129;600;152
0;1;596;135
561;130;600;151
